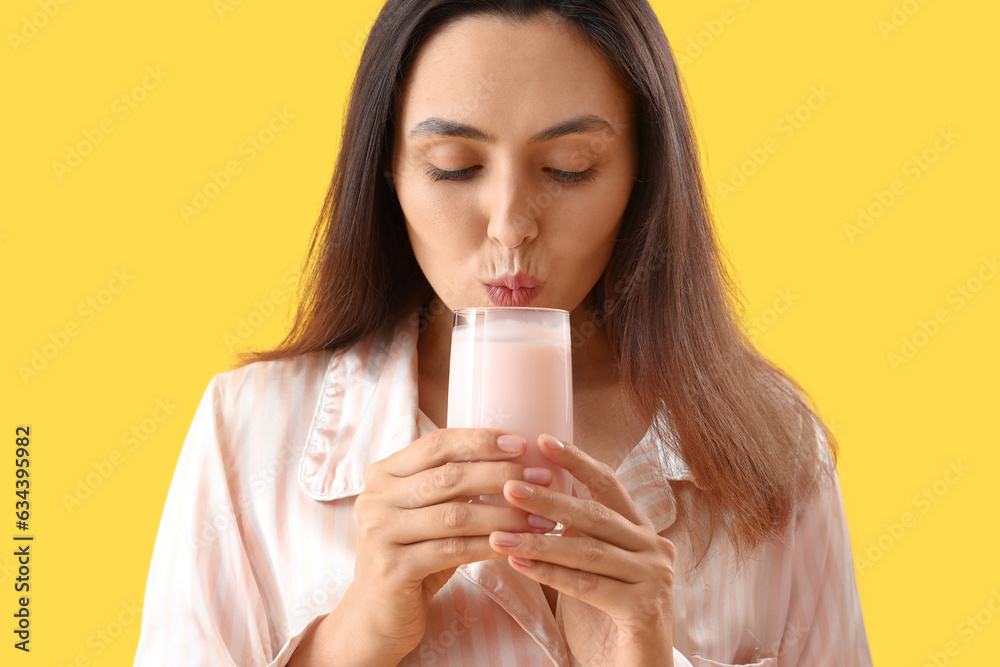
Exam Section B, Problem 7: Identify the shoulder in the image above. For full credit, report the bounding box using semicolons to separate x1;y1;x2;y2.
211;349;338;407
191;349;341;459
208;318;412;417
766;370;838;476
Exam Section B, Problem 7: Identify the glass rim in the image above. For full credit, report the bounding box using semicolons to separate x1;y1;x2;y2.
452;306;569;315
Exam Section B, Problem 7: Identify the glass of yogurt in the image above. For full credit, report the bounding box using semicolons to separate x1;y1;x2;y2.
447;307;572;535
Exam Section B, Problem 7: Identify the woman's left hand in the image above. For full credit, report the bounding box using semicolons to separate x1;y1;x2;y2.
489;434;677;667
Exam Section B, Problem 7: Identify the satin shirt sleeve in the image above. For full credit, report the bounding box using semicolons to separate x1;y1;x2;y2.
775;457;871;665
675;422;872;666
132;377;325;666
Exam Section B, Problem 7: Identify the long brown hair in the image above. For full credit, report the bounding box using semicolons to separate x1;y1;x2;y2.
235;0;838;567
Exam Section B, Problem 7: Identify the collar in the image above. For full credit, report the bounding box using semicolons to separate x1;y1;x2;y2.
298;304;698;534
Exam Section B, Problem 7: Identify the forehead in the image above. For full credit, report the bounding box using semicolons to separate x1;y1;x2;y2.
396;13;632;137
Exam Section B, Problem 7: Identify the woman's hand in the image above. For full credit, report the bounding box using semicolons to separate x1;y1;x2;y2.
488;434;677;667
343;428;556;662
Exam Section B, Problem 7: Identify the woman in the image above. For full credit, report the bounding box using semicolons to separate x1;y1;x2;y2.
134;1;872;665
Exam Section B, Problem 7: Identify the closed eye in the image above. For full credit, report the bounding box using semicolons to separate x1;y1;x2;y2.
424;165;600;184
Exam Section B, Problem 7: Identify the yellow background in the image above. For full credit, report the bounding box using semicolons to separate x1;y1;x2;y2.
2;0;997;664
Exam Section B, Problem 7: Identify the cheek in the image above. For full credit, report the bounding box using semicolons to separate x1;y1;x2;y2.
557;178;631;245
400;185;479;250
400;187;485;297
545;190;630;287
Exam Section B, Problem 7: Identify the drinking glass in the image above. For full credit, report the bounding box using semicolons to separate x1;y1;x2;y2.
447;307;573;536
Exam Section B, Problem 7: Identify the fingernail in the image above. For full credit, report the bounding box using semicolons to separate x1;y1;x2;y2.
510;556;535;568
492;531;523;547
522;467;552;485
542;434;565;450
497;435;525;452
509;481;534;499
527;514;556;531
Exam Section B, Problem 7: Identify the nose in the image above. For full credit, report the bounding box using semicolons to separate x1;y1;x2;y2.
485;168;539;249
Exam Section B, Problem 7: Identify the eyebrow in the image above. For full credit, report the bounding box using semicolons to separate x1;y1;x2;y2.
408;114;618;145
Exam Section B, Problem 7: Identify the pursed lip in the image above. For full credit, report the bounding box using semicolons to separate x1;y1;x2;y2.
484;272;541;307
484;284;539;307
486;272;541;290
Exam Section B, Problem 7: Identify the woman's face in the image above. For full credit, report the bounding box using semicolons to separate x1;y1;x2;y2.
391;13;638;315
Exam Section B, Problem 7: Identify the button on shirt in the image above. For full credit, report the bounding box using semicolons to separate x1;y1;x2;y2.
133;307;872;666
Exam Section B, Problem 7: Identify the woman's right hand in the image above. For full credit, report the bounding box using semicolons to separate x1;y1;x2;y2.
346;427;557;660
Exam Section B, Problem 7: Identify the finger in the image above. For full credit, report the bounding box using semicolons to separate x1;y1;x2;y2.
504;555;673;630
387;536;509;581
535;434;648;527
498;532;676;624
488;532;640;582
504;553;637;617
500;479;649;552
379;429;526;478
397;461;554;509
389;501;549;545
